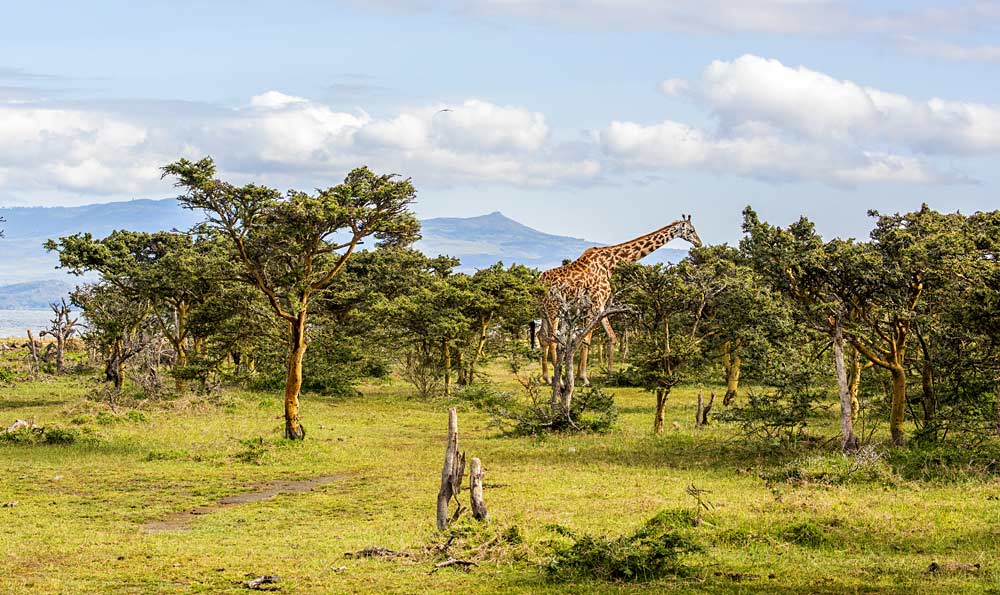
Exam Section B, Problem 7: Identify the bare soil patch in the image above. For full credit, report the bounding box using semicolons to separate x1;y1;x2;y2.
141;474;349;533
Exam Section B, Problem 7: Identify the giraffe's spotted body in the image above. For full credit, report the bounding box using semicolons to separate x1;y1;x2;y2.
538;216;702;384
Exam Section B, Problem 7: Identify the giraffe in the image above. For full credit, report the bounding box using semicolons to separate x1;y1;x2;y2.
537;215;702;385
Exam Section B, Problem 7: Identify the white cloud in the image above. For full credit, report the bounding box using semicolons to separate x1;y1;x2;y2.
897;37;1000;63
600;117;955;186
659;78;689;97
0;92;598;205
601;54;996;185
690;55;1000;155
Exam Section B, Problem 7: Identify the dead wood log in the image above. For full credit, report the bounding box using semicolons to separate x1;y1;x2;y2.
429;558;478;573
437;408;465;530
469;457;488;521
26;329;39;376
5;419;41;433
344;546;410;559
695;391;715;426
245;575;280;590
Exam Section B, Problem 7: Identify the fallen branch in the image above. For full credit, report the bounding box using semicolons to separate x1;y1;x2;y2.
429;558;478;574
245;575;280;590
344;546;411;559
4;419;41;433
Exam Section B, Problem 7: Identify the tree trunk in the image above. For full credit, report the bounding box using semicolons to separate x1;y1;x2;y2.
26;329;39;377
469;457;488;521
284;313;307;440
722;350;741;406
847;347;863;425
696;392;715;426
889;364;907;447
559;341;576;413
653;388;668;434
437;408;465;530
174;344;187;392
832;320;859;452
105;349;124;389
54;335;65;374
921;358;935;427
442;339;451;398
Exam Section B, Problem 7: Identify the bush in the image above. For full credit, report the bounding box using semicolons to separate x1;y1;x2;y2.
779;521;830;548
460;382;617;436
233;436;272;464
544;510;701;582
0;425;79;445
760;446;893;486
0;366;16;384
887;441;1000;481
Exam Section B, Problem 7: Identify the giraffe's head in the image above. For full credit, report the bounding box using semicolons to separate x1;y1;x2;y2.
678;214;702;247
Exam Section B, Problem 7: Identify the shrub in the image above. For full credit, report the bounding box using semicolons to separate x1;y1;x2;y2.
887;441;1000;482
544;510;701;582
760;446;892;486
0;425;79;445
779;521;830;548
233;436;272;464
460;382;617;436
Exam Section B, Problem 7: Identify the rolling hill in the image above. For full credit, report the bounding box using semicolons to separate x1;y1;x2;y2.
0;200;688;308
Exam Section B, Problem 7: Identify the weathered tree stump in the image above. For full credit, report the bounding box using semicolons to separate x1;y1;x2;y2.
436;408;465;530
469;457;488;521
26;329;39;376
695;392;715;426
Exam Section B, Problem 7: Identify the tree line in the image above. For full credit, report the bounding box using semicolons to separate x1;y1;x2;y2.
39;158;1000;450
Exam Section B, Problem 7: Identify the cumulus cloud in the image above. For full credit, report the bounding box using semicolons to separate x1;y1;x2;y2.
0;92;600;205
600;54;995;185
692;54;1000;155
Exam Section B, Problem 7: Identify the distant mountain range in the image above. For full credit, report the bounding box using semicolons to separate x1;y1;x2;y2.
0;199;688;309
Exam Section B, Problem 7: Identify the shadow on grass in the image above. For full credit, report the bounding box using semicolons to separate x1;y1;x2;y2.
489;431;823;475
499;570;922;595
0;398;68;410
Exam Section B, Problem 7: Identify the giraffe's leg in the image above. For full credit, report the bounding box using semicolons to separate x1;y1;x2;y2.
577;330;593;386
540;338;551;384
601;317;618;374
539;316;558;385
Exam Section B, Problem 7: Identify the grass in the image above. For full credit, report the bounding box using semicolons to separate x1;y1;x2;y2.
1;360;1000;594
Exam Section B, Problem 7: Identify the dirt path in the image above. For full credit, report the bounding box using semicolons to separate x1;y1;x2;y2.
141;474;349;533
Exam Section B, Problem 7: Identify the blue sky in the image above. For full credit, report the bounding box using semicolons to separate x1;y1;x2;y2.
1;0;998;245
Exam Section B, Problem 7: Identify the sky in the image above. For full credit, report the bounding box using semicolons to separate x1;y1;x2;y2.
1;0;999;245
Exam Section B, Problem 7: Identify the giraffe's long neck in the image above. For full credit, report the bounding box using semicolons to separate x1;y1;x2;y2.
601;221;684;267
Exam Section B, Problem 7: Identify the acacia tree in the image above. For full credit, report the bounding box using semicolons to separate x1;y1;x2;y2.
162;158;419;439
741;209;871;451
456;263;540;385
71;283;155;388
842;206;976;445
46;230;219;389
682;245;794;406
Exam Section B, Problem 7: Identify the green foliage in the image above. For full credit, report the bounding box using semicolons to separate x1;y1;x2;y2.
887;441;1000;482
461;383;617;436
544;510;702;582
716;353;829;446
0;425;79;445
761;446;893;486
779;521;830;548
233;436;272;464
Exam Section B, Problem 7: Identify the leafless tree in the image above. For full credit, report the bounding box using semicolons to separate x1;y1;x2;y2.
40;299;81;374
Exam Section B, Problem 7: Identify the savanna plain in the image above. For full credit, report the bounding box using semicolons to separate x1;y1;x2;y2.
2;350;999;595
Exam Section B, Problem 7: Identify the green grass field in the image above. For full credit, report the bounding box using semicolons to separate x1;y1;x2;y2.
2;363;999;594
